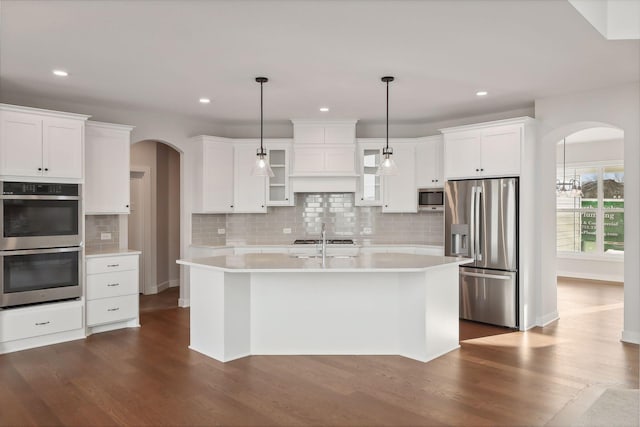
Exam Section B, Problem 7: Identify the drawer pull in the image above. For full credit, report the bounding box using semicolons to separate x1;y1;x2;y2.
35;321;50;326
107;283;120;287
107;264;119;268
107;307;120;312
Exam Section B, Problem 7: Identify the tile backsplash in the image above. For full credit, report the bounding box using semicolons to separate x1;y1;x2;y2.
85;215;120;251
192;193;444;246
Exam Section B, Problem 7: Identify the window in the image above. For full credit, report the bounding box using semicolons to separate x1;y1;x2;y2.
556;164;624;255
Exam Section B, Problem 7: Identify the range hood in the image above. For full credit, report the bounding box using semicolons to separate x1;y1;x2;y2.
290;119;358;193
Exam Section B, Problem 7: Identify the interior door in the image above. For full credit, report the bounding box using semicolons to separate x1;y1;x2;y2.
129;174;144;293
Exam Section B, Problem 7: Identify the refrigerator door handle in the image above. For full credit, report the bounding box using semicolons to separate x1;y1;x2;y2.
460;271;511;280
475;186;483;262
470;186;476;261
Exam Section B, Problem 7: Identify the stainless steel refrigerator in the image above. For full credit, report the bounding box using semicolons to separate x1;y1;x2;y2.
445;177;519;328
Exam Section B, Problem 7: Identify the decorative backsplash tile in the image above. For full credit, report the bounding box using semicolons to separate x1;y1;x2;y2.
85;215;120;251
192;193;444;246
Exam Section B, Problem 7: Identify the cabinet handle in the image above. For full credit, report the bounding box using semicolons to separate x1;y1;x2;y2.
230;205;234;208
261;205;264;208
476;168;479;172
38;167;42;171
107;283;120;287
107;307;120;312
480;168;484;171
35;321;50;326
126;205;129;208
285;198;288;201
107;264;119;268
385;204;388;207
44;168;49;171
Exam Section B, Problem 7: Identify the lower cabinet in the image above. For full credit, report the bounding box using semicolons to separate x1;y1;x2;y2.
86;253;140;334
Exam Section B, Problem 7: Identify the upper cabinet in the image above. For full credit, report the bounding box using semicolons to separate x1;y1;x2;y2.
192;136;234;213
442;118;534;180
292;120;356;144
233;143;267;213
355;143;383;206
0;104;89;181
415;136;444;188
85;121;134;214
382;143;417;213
265;142;293;206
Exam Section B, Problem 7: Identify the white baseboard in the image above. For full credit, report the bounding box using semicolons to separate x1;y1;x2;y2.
178;298;190;308
157;281;170;293
621;329;640;345
169;279;180;288
536;310;560;327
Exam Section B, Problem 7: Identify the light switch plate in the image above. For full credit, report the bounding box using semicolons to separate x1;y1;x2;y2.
100;232;112;240
283;228;292;234
217;228;226;235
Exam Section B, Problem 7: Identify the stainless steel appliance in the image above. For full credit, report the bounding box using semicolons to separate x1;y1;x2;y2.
1;181;81;250
445;178;518;328
1;247;82;308
418;188;444;211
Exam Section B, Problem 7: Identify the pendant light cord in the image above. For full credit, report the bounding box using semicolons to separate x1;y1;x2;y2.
260;80;264;153
386;79;389;151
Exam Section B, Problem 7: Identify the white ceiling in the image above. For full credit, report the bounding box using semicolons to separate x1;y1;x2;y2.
1;0;638;125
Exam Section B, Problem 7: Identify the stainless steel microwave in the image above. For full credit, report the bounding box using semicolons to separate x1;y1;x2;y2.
418;189;444;211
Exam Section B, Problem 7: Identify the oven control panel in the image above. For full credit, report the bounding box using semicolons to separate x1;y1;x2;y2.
2;182;79;196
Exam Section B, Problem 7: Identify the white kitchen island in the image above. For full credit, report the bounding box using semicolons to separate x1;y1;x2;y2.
177;253;470;363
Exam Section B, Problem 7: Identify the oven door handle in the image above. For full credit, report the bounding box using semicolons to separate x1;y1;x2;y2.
1;195;80;201
0;247;82;256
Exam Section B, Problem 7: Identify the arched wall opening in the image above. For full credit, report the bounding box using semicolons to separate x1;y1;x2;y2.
129;139;183;305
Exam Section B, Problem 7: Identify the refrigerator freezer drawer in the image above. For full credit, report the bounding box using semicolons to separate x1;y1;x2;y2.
459;267;517;328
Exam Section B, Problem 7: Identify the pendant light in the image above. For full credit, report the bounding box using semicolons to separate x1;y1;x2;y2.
251;76;275;177
556;138;582;197
376;76;398;176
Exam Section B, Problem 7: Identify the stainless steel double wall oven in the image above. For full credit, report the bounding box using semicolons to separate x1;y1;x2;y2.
1;181;82;308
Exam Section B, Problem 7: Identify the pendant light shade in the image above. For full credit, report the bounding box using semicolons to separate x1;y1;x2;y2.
556;138;582;197
251;76;275;177
376;76;398;176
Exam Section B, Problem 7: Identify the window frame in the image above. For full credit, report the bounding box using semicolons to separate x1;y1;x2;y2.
556;160;624;259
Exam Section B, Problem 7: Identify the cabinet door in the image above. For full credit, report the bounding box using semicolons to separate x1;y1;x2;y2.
416;139;444;188
0;111;43;177
233;145;266;213
480;126;521;177
444;133;481;179
293;125;324;144
266;147;292;206
202;142;234;212
382;144;417;213
356;146;382;206
42;118;84;179
85;127;131;214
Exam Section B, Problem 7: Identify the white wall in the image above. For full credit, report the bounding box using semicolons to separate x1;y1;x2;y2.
535;82;639;344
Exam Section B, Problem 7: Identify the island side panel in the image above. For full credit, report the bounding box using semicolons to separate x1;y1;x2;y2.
396;272;428;362
424;265;460;361
250;272;400;355
189;267;250;362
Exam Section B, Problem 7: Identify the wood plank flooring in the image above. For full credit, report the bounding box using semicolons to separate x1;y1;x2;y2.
1;278;637;426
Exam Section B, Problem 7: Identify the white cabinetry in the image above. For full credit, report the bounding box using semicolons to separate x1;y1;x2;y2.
415;136;444;188
0;104;89;181
292;120;356;144
382;143;417;213
85;121;134;214
86;253;140;334
233;143;266;213
291;120;357;176
0;300;85;354
355;143;383;206
266;142;293;206
442;119;528;180
192;136;234;213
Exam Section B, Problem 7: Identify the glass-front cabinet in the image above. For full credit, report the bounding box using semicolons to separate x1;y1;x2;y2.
356;144;383;206
266;143;293;206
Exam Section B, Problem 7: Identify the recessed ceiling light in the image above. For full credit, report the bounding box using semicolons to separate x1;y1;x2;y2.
319;107;330;112
476;91;488;96
52;69;68;77
199;98;211;104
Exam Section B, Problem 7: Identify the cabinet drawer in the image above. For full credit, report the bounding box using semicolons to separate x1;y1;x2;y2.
87;270;138;300
0;302;83;343
87;295;138;326
87;255;138;274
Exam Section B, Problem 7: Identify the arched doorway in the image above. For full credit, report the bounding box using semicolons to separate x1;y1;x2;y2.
539;122;625;331
129;139;182;310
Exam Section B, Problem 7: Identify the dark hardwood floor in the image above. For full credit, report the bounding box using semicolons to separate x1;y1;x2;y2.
1;278;637;426
139;286;180;313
